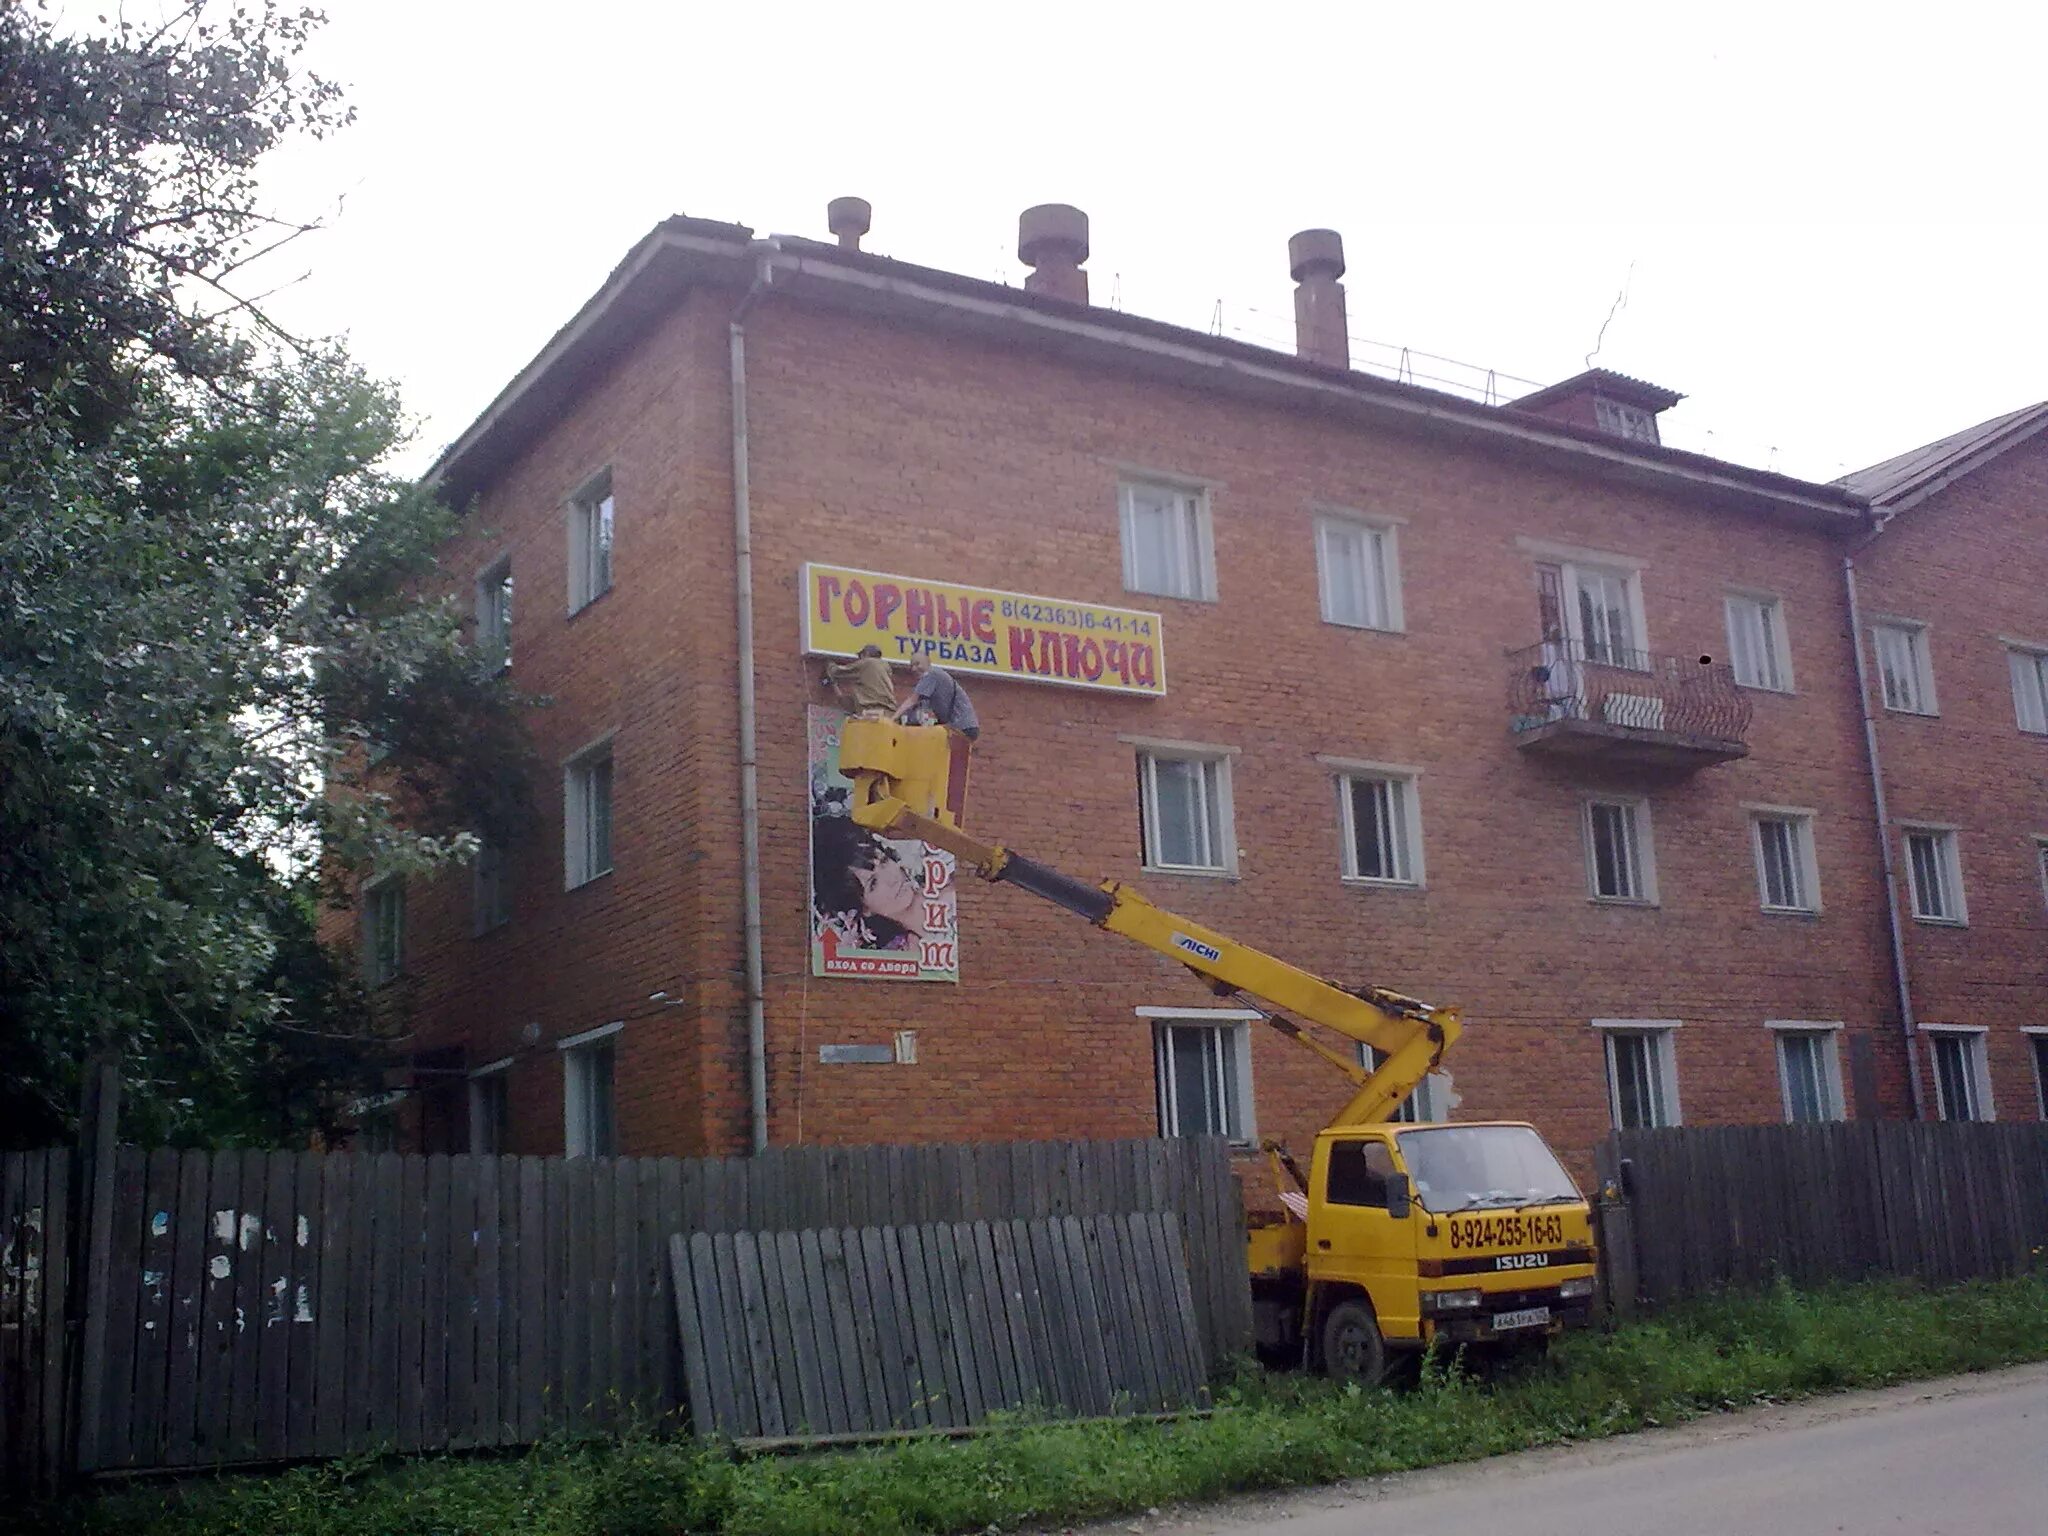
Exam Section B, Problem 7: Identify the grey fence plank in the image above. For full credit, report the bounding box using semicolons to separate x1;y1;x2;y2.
733;1236;786;1441
254;1150;297;1462
667;1234;718;1438
95;1148;146;1469
445;1156;477;1451
472;1156;501;1446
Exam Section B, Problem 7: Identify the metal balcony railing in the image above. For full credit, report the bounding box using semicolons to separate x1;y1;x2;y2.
1506;639;1752;764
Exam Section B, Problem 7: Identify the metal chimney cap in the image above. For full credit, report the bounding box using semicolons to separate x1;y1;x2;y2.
1288;228;1346;283
827;196;872;243
1018;203;1090;267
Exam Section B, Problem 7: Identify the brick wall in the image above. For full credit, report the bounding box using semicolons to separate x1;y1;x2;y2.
368;274;2043;1171
1856;435;2048;1119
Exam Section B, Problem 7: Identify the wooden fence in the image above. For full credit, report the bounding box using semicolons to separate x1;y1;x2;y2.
1;1150;74;1493
1598;1122;2048;1304
0;1135;1251;1488
671;1214;1211;1444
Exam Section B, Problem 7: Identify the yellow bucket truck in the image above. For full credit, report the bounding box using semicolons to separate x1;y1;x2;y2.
836;719;1597;1383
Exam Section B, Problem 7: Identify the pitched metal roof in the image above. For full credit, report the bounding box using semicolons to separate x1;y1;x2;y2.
1512;368;1685;413
1837;401;2048;510
427;218;1864;526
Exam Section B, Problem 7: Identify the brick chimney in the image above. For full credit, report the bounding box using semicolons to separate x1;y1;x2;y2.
827;196;871;252
1289;229;1349;369
1018;204;1090;304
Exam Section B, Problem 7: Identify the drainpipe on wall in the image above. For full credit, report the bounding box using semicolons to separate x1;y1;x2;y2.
731;253;773;1153
1842;518;1927;1121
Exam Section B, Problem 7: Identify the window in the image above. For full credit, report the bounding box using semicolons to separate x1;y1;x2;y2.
2038;840;2048;911
1771;1024;1845;1123
1338;771;1421;885
1903;826;1965;923
1725;593;1791;692
468;1064;509;1155
1872;622;1936;714
1119;481;1214;601
1598;1023;1681;1130
1585;799;1655;903
1362;1046;1449;1123
472;840;511;935
1323;1140;1399;1208
1137;748;1234;874
567;471;614;613
476;557;512;671
2027;1032;2048;1120
1924;1028;1992;1122
1314;516;1401;631
564;740;615;889
1152;1019;1253;1141
561;1025;619;1156
1594;396;1659;444
1573;566;1640;665
362;876;404;987
1751;811;1820;913
2008;647;2048;735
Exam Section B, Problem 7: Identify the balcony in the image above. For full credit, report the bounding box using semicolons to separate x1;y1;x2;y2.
1506;640;1751;769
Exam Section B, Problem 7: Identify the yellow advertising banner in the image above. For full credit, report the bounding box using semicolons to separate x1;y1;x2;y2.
800;563;1167;697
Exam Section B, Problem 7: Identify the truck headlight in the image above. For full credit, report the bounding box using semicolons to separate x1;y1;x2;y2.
1558;1277;1595;1301
1424;1288;1483;1312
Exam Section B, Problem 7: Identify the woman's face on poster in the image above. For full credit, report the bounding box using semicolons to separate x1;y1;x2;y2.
853;846;921;928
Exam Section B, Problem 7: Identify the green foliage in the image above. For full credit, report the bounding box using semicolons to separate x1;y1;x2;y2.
0;3;539;1145
31;1274;2048;1536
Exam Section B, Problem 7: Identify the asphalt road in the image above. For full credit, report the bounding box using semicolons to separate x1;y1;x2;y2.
1073;1364;2048;1536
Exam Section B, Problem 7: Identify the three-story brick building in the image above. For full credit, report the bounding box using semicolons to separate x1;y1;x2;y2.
354;202;2047;1169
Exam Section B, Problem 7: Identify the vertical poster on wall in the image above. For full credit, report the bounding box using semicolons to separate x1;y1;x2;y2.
808;706;960;981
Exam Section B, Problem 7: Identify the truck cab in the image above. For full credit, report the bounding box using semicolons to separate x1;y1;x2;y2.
1254;1121;1597;1380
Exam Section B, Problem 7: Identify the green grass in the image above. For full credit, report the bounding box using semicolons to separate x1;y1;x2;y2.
27;1273;2048;1536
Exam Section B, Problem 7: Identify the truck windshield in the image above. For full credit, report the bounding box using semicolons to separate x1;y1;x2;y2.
1395;1126;1580;1214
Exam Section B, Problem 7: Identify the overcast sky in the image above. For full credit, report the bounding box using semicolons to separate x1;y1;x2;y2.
243;1;2045;483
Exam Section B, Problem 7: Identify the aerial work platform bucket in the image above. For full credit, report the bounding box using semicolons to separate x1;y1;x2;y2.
837;718;972;833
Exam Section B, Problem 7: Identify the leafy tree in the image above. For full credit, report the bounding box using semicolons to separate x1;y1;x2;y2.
0;1;534;1146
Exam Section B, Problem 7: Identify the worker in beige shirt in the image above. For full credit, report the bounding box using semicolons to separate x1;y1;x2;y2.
824;644;899;719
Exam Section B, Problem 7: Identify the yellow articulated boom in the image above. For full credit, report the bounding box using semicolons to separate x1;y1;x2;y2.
836;718;1598;1384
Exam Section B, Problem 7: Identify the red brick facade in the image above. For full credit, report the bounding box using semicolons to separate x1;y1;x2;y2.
361;218;2047;1172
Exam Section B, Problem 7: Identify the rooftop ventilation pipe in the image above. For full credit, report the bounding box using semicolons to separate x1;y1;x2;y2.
827;196;871;252
1018;204;1090;304
1289;228;1349;369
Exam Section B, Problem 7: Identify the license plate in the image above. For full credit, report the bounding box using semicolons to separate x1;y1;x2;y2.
1491;1306;1550;1332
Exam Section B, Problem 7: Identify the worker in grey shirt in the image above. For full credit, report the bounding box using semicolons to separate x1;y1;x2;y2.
897;654;980;740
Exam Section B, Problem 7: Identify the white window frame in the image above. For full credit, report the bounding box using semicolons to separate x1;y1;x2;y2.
1920;1024;1994;1123
1118;479;1216;602
1871;620;1937;715
1902;823;1966;925
1361;1044;1451;1123
2036;838;2048;912
1517;540;1653;667
1724;591;1793;693
567;469;614;614
1747;806;1821;914
1134;743;1237;876
1594;396;1659;444
2021;1028;2048;1120
559;1021;622;1157
563;735;616;890
1313;512;1403;632
1330;761;1424;887
1594;1020;1682;1130
1767;1021;1846;1123
2006;643;2048;735
1143;1007;1256;1143
475;555;512;671
472;838;511;936
361;875;404;988
468;1058;511;1155
1584;797;1657;905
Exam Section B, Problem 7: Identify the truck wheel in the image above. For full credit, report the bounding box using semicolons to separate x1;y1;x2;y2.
1320;1299;1388;1387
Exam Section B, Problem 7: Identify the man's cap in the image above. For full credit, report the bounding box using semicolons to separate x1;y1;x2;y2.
857;643;883;658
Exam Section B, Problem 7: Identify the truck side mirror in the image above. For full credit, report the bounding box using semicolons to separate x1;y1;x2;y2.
1386;1175;1412;1219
